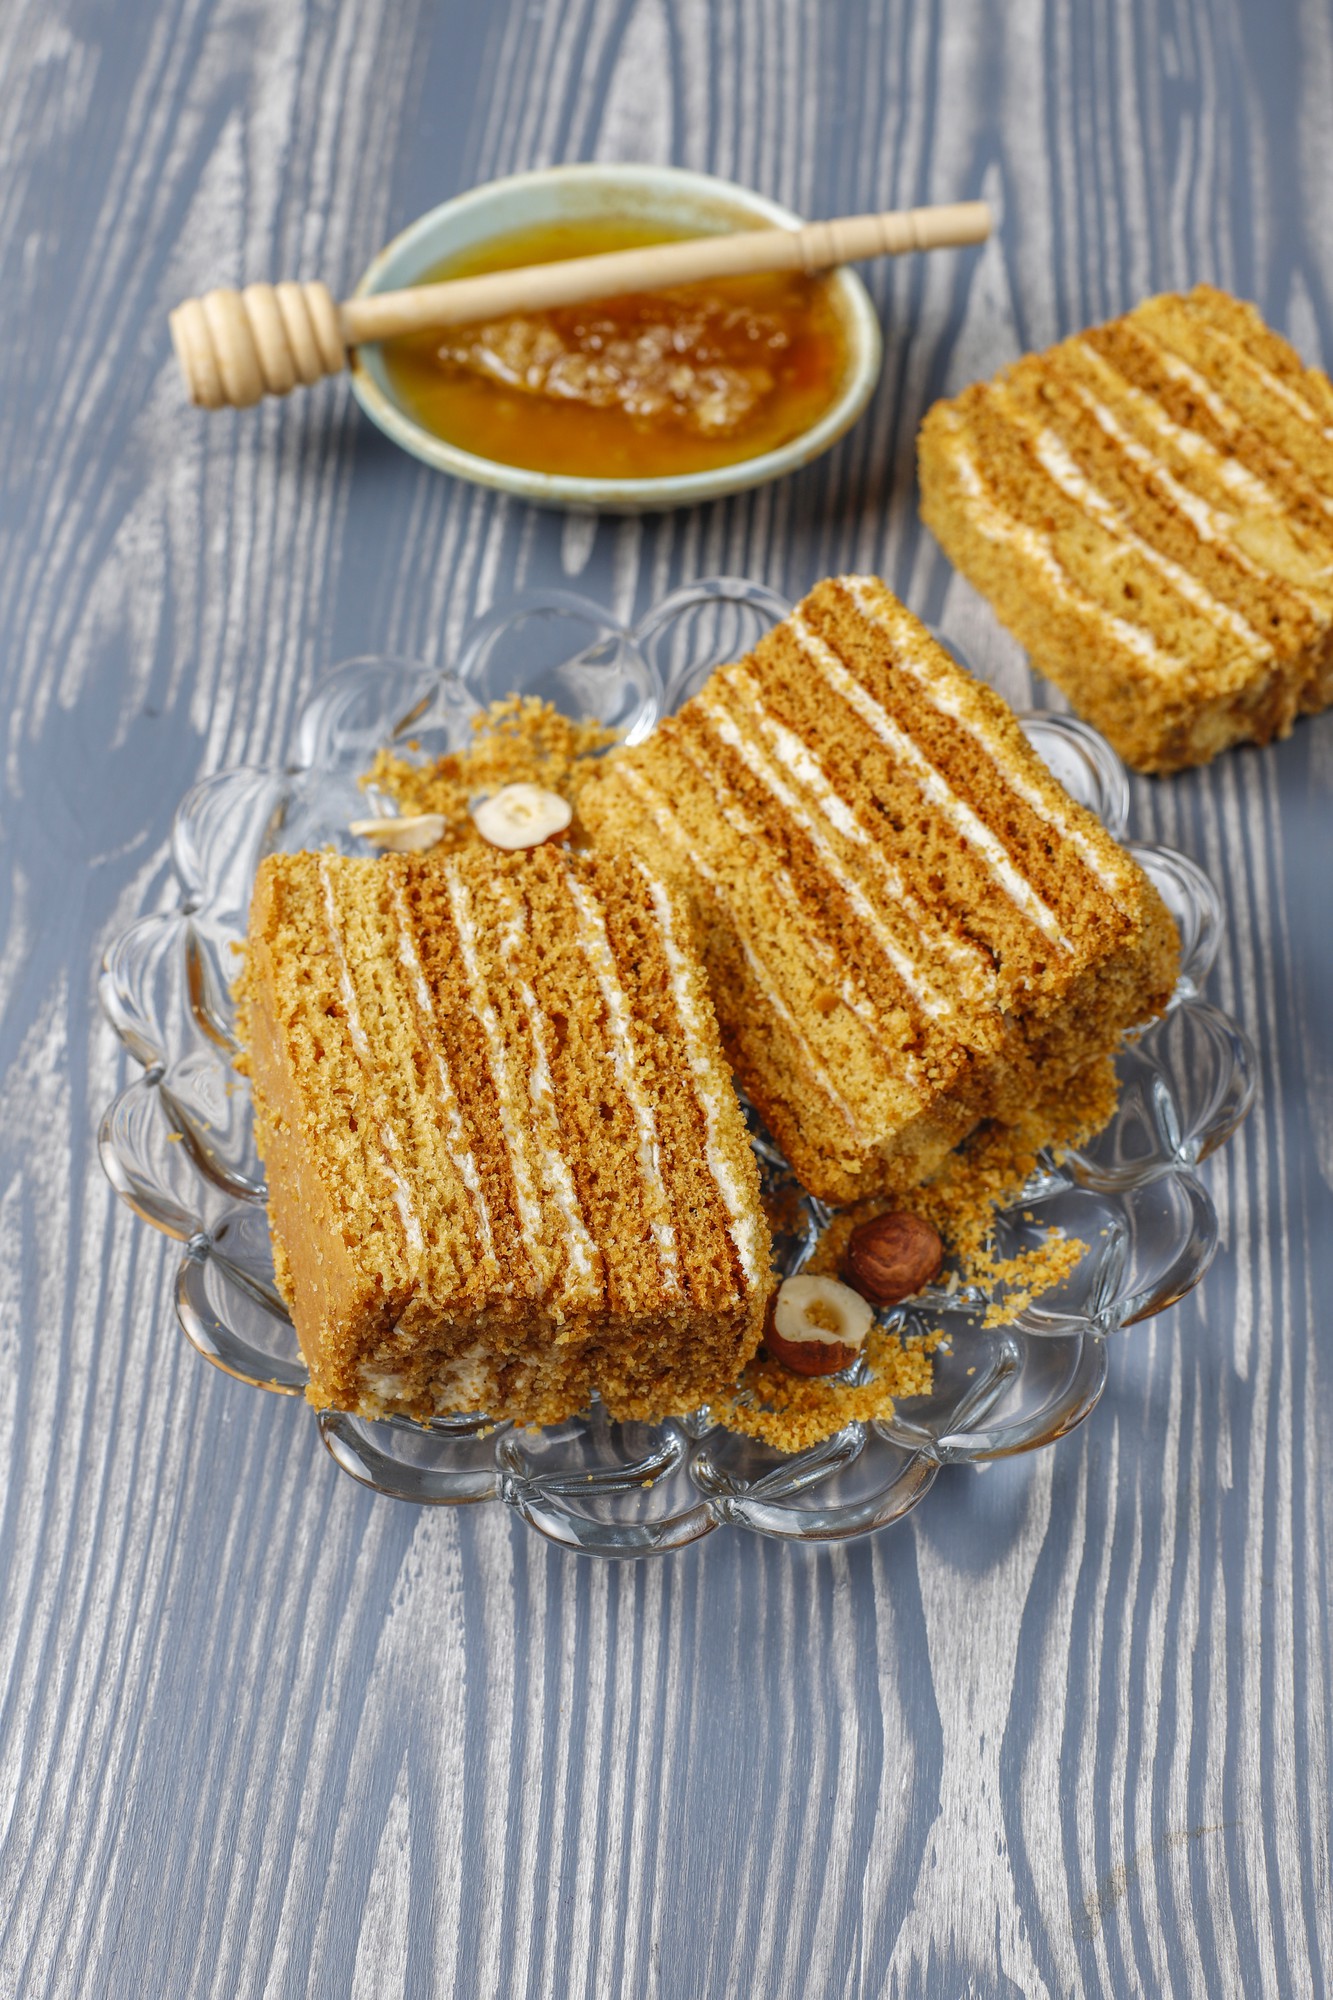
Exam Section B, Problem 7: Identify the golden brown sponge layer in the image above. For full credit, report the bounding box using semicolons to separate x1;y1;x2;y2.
918;284;1333;772
578;576;1178;1205
240;843;771;1425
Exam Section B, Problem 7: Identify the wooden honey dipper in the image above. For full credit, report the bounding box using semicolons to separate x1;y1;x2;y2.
169;198;991;409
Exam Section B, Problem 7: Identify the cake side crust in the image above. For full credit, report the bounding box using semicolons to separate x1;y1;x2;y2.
243;856;407;1406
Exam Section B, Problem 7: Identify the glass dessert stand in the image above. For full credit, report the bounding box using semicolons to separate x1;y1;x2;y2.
98;579;1255;1555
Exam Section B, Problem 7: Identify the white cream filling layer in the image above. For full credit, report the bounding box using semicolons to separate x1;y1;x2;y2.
432;1344;494;1411
1069;339;1278;510
929;428;1183;680
1217;331;1333;441
318;858;423;1262
617;766;868;1142
563;867;682;1294
388;874;495;1267
792;604;1075;952
1146;334;1333;526
636;860;772;1286
677;725;919;1080
724;663;996;995
442;862;552;1287
1010;404;1269;655
696;692;960;1020
358;1340;493;1415
1073;380;1329;619
1147;336;1246;434
1075;381;1244;546
843;576;1141;905
492;881;600;1295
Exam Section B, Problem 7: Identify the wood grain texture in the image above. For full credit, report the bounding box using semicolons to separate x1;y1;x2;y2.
0;0;1329;1993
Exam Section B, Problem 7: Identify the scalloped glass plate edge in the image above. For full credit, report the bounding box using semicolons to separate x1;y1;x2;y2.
95;579;1256;1555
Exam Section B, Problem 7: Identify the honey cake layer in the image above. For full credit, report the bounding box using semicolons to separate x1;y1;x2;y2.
241;843;771;1425
578;576;1178;1205
919;284;1333;772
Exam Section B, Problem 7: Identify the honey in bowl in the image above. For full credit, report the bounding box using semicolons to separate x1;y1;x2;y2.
378;217;852;480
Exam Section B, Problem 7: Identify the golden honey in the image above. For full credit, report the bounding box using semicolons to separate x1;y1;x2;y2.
378;216;851;479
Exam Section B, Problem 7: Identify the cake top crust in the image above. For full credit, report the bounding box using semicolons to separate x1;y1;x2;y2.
577;573;1178;1202
583;571;1168;1026
917;284;1333;769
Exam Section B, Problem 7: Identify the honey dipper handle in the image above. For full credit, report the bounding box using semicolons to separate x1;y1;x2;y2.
170;281;346;409
170;200;990;407
341;200;993;343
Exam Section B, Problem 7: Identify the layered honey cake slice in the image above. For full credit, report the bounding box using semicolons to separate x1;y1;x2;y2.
578;576;1178;1206
239;843;771;1425
919;284;1333;772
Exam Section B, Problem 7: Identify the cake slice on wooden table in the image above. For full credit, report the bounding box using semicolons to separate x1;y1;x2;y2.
578;575;1178;1207
239;842;771;1425
918;284;1333;772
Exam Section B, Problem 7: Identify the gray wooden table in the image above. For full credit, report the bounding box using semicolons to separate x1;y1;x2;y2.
1;0;1330;1993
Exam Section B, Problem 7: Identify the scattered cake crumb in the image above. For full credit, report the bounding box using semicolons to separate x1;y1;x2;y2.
714;1323;938;1452
711;1055;1117;1450
366;695;618;852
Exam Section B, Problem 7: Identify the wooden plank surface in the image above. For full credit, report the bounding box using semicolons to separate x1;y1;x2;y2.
0;0;1330;1991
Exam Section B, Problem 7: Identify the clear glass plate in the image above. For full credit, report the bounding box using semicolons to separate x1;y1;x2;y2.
97;579;1255;1556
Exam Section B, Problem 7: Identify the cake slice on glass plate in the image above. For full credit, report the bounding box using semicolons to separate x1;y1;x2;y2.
239;841;771;1426
579;575;1179;1206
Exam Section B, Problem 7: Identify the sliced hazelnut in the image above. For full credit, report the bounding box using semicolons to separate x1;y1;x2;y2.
472;783;572;851
843;1211;943;1307
349;812;448;853
766;1273;873;1376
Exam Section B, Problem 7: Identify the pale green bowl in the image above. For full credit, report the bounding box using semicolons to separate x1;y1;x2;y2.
349;163;882;514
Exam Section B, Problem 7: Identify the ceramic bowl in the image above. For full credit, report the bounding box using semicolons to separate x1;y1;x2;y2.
348;164;882;512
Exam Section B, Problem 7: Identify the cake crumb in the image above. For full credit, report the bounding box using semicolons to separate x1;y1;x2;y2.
366;696;618;852
712;1057;1116;1451
715;1323;938;1452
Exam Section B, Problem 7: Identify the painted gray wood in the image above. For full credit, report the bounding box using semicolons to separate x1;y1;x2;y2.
0;0;1328;1992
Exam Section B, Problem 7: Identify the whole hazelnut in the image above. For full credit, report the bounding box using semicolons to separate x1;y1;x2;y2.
843;1211;943;1306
